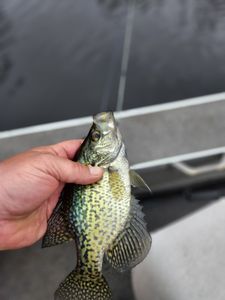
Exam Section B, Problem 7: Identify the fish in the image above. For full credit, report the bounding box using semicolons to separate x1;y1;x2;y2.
42;111;152;300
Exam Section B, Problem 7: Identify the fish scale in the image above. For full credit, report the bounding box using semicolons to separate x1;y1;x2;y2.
71;156;130;274
42;112;151;300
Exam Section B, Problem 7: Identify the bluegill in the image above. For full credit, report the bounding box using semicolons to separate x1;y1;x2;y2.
42;112;151;300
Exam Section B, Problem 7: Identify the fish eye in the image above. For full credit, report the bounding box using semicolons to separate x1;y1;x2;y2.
91;130;101;142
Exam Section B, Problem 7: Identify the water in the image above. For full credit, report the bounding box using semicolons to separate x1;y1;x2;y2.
0;0;225;130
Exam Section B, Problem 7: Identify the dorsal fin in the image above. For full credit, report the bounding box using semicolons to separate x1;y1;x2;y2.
105;196;151;272
42;186;74;248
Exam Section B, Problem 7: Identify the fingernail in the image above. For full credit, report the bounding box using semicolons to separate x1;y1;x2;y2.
89;166;102;176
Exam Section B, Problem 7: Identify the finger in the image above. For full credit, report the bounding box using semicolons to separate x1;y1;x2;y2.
50;140;83;159
33;139;83;159
46;156;103;185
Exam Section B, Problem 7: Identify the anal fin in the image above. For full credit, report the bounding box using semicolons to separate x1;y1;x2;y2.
55;270;112;300
105;196;151;272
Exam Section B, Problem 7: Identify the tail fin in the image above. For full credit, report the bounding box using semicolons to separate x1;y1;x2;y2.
55;270;112;300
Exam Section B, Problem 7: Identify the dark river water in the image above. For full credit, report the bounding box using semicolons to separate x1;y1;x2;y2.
1;0;225;130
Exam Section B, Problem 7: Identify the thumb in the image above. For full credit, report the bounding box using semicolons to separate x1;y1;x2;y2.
46;155;103;185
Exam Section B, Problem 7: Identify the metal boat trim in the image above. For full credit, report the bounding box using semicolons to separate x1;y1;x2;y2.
0;92;225;139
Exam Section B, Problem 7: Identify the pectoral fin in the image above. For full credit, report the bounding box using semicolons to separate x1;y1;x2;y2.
130;170;151;192
105;197;151;272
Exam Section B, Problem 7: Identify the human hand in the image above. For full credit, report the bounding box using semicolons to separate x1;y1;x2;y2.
0;140;103;250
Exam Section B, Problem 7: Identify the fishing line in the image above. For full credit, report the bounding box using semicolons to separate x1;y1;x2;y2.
116;0;136;111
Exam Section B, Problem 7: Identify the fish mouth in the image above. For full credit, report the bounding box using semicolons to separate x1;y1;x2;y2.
93;111;115;124
93;111;117;134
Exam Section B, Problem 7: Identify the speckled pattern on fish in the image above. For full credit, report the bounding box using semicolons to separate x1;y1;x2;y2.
42;112;151;300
